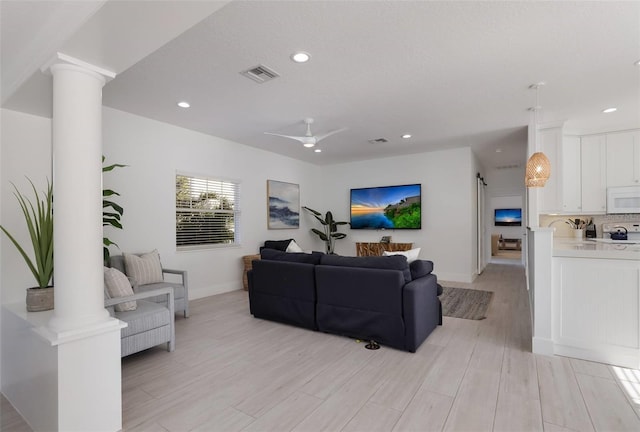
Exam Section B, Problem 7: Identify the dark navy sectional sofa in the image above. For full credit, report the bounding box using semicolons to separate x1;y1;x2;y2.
247;248;442;352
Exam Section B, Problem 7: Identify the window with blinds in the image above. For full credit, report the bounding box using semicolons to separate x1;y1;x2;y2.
176;173;240;249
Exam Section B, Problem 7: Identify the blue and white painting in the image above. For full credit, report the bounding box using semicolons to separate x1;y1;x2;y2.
267;180;300;229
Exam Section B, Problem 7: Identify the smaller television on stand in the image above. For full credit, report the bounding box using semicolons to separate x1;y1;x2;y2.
494;208;522;226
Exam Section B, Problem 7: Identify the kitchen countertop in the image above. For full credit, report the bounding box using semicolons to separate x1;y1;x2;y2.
553;238;640;260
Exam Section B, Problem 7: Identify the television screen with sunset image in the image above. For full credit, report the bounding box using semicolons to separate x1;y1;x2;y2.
494;208;522;226
350;184;421;229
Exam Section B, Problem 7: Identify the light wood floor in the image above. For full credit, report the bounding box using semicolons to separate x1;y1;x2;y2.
3;263;640;431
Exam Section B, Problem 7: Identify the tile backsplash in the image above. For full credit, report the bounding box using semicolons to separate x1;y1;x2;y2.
539;213;639;238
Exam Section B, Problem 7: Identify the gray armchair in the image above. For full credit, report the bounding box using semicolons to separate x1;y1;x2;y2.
108;254;189;318
105;287;175;357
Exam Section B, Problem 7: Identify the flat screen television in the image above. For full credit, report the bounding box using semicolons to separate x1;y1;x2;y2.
494;208;522;226
350;184;421;229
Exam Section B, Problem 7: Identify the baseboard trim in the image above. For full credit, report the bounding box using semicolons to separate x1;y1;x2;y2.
189;282;242;300
532;337;554;356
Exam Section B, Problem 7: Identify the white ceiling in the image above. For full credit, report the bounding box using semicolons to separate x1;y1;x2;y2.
3;1;639;169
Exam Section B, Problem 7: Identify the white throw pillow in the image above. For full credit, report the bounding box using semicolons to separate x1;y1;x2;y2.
286;239;304;253
104;266;137;312
383;247;421;263
124;250;164;285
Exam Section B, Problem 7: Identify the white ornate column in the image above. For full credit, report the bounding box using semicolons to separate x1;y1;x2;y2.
32;53;126;432
47;53;114;331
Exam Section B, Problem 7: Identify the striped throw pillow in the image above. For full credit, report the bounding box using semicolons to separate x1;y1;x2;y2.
104;266;137;312
123;250;164;285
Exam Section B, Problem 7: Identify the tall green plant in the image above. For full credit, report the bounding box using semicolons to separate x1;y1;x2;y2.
302;206;348;254
103;156;127;262
0;179;54;288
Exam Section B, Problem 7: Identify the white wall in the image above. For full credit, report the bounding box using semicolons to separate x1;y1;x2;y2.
321;147;476;283
2;106;481;304
1;107;321;303
1;109;52;304
102;107;321;299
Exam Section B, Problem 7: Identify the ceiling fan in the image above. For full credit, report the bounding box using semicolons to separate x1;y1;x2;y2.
264;118;347;148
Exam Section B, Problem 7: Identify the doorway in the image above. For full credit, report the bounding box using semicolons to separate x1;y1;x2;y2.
490;195;524;265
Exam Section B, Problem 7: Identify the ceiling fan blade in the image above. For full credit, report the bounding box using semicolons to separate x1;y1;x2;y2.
315;127;347;143
264;132;306;144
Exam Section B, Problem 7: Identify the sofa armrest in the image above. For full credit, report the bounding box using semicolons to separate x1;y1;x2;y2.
403;273;440;352
162;268;186;277
162;268;189;317
105;286;174;308
409;260;434;279
162;268;188;288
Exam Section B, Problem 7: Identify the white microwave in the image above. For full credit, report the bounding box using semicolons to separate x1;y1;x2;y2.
607;186;640;214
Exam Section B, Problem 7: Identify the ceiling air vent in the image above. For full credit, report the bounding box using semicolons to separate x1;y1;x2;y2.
496;164;521;170
368;138;389;144
240;64;280;83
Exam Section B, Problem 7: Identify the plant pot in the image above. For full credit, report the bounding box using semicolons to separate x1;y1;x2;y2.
26;286;54;312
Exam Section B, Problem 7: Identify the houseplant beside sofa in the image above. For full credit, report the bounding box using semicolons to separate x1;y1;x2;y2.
248;249;441;352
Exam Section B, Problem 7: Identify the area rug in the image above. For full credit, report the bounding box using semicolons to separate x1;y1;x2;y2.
441;287;494;320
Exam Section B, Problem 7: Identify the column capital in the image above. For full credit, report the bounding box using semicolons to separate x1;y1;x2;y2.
41;52;116;82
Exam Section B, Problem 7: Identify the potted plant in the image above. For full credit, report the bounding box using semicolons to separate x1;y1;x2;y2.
0;179;54;311
302;206;348;254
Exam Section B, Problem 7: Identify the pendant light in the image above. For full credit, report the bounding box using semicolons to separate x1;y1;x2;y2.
525;151;551;187
525;83;550;187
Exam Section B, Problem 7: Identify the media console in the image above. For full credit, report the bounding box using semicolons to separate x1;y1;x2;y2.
356;242;413;257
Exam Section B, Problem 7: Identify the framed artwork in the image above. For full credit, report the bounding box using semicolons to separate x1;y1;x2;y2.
267;180;300;229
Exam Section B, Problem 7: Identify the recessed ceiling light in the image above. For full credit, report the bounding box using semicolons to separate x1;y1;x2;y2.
635;60;640;66
303;143;315;148
291;52;311;63
602;107;617;113
314;149;322;153
496;148;502;153
177;101;190;108
401;134;412;139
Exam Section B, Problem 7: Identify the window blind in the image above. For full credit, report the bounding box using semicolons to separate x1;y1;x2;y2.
176;174;240;249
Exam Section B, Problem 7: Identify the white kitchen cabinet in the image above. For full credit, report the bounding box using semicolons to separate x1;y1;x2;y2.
580;135;607;213
606;130;640;187
561;136;581;213
561;135;607;214
538;125;563;214
553;256;640;368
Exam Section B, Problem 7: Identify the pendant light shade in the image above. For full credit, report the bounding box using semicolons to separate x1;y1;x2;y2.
525;152;551;187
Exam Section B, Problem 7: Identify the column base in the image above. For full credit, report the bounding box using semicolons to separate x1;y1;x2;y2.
2;304;126;431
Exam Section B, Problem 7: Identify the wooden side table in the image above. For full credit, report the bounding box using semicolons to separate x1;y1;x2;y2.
242;254;260;291
356;242;413;257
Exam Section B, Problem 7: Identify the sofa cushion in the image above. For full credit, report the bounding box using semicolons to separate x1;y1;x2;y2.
409;260;434;279
136;282;185;303
383;247;421;263
319;254;411;283
260;248;323;264
285;239;304;253
262;239;294;251
124;250;164;285
103;266;137;312
117;299;171;338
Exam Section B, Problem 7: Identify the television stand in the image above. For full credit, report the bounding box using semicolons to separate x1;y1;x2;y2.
499;238;521;251
356;242;413;257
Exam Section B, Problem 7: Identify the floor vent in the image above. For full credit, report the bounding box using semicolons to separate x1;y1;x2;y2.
368;138;389;144
240;64;280;83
